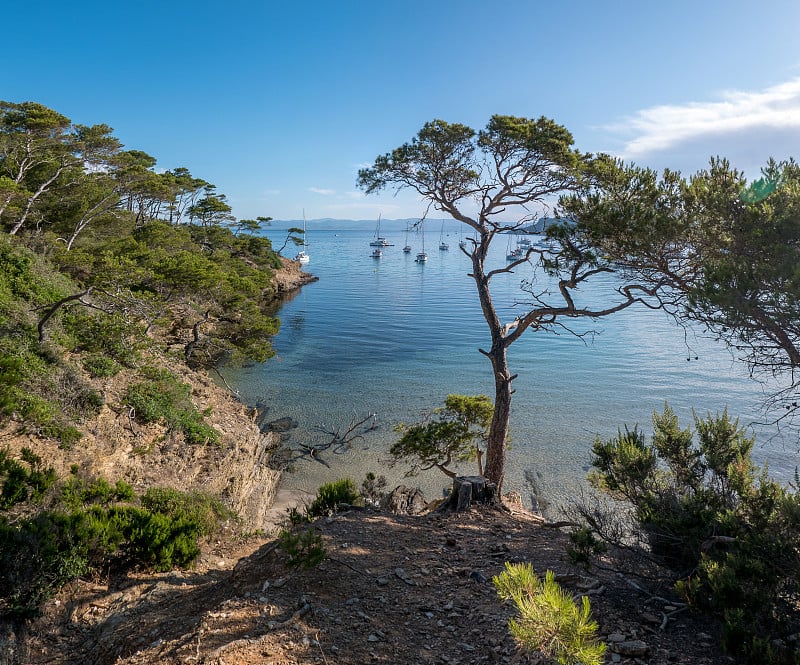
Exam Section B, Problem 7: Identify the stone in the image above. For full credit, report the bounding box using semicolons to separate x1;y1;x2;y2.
262;416;298;432
613;640;650;657
383;485;428;515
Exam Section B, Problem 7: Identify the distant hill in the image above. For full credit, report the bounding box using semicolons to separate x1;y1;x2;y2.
268;217;561;232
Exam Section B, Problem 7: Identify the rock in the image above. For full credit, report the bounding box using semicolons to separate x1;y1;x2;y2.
469;571;487;584
395;568;416;586
613;640;650;657
383;485;428;515
262;417;297;433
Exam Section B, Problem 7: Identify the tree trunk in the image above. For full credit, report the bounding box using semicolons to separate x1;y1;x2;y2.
470;238;512;490
484;344;512;488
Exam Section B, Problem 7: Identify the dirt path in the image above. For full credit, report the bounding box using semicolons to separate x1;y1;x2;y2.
13;501;729;665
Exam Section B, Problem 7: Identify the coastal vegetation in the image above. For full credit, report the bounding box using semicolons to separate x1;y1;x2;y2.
0;100;288;617
493;562;606;665
0;453;233;618
582;404;800;663
391;394;493;478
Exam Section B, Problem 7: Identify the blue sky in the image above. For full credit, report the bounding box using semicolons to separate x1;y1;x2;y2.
4;1;800;221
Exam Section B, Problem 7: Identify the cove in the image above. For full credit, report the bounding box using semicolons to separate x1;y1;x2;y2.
221;225;794;512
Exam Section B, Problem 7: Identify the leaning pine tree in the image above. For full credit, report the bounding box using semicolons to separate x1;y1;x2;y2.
359;116;688;488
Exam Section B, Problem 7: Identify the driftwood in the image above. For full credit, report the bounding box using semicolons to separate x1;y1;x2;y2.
438;476;497;512
296;411;377;463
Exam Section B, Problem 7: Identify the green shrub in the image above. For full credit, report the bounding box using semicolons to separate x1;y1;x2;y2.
0;475;230;617
119;506;203;572
140;487;234;537
493;562;605;665
306;478;360;518
277;527;325;569
589;403;800;664
566;526;607;568
124;370;220;445
0;510;93;617
360;472;387;506
82;353;121;378
0;447;56;509
62;309;145;367
60;477;135;510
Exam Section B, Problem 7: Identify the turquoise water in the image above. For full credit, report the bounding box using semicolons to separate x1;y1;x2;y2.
222;226;795;511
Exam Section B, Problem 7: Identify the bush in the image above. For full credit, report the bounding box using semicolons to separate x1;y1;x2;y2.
306;478;360;518
140;486;234;537
493;562;605;665
0;474;231;617
277;527;325;569
589;403;800;664
0;510;93;617
0;447;56;509
124;369;220;445
82;353;121;378
60;476;135;510
360;472;387;506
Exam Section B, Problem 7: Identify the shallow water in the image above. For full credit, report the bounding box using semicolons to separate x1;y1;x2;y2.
222;225;796;512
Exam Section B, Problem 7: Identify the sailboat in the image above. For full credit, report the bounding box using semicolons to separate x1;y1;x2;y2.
506;235;523;261
294;211;310;264
403;222;412;253
439;221;449;251
415;219;428;262
458;228;467;250
369;214;393;247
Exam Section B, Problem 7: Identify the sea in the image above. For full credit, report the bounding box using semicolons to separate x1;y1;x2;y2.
220;223;798;514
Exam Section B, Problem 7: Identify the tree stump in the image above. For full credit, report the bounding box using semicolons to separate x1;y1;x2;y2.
439;476;496;512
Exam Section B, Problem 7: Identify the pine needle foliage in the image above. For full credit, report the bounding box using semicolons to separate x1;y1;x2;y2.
493;562;605;665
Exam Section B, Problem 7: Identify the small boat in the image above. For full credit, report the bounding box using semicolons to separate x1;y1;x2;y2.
458;229;467;250
506;236;524;261
294;211;310;264
403;223;412;253
370;214;393;247
517;236;532;248
439;221;449;251
415;219;428;262
371;247;382;258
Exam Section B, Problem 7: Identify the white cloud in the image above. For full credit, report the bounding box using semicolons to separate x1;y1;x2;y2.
611;77;800;161
309;187;336;196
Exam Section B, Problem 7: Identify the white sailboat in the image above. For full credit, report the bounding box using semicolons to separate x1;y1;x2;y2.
369;214;393;247
415;220;428;263
403;222;412;253
294;211;310;264
439;221;449;251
